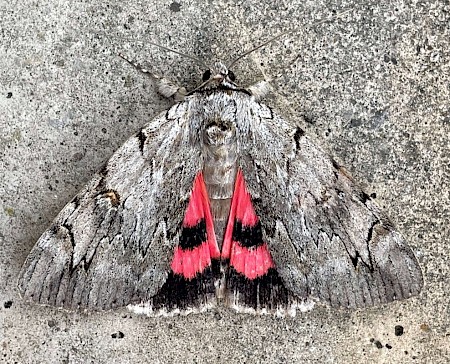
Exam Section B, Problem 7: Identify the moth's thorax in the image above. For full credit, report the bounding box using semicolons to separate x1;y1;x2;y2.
202;120;238;248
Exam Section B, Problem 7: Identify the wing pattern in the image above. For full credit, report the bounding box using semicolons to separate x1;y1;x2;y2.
238;101;423;308
19;88;423;313
19;102;204;310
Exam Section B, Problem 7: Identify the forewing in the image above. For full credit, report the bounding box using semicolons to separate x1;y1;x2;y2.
238;102;423;308
19;102;203;310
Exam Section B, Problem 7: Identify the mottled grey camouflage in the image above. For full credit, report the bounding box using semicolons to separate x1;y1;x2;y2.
18;61;423;313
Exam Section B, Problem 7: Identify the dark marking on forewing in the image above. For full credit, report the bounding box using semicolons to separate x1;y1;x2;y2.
61;223;76;249
99;162;108;177
70;195;81;208
166;102;183;120
136;130;147;153
263;105;274;120
96;163;109;191
63;222;100;274
358;191;372;204
331;158;341;170
347;224;377;273
100;189;121;207
229;98;238;121
330;158;355;182
350;251;366;270
293;127;305;151
179;219;207;249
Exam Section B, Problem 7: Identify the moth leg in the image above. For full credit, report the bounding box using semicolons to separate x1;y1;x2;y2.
247;80;272;101
119;53;187;101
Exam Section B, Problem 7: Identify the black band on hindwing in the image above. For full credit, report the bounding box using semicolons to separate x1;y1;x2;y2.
150;260;220;311
231;220;264;248
179;219;207;249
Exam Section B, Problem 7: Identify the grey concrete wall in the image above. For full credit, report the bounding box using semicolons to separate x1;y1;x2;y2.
1;0;449;363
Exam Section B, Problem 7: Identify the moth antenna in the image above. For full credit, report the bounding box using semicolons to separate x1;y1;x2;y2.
227;9;352;69
146;41;209;70
118;53;155;77
227;31;292;70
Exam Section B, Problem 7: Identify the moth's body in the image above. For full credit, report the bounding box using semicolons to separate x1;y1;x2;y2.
18;60;423;316
201;108;238;301
201;109;238;249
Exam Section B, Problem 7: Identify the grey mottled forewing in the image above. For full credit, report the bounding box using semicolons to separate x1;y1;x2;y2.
19;102;203;310
238;103;423;308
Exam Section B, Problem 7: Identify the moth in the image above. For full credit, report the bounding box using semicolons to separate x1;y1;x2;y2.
18;37;423;316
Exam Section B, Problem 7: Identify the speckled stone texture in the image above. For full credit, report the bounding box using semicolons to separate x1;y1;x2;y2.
1;1;449;363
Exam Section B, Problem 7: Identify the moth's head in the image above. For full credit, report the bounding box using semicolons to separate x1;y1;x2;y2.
200;62;237;90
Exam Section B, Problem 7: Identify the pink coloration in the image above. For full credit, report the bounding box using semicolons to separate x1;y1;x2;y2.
183;173;205;227
183;173;219;257
170;242;214;279
223;170;253;258
229;243;275;279
170;173;220;279
222;170;276;279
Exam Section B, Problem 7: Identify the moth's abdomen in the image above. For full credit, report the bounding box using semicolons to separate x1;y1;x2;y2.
202;123;238;249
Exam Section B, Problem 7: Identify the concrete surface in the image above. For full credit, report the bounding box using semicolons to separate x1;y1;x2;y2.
1;0;449;363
